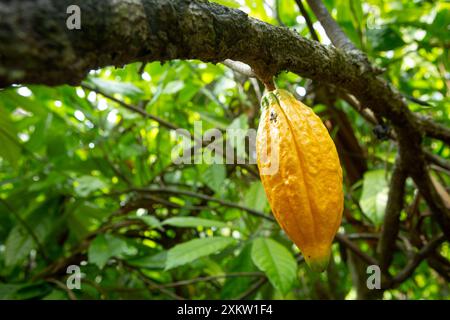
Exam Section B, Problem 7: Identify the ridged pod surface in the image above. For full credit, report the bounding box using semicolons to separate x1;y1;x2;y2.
256;89;343;272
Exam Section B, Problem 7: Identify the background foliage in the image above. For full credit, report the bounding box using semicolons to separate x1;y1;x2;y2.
0;0;449;299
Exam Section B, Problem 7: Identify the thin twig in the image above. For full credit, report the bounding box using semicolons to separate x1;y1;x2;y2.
124;264;185;300
335;233;378;266
132;187;275;221
305;0;357;51
389;234;445;287
235;277;268;300
378;155;407;271
161;272;264;288
47;278;78;300
295;0;319;41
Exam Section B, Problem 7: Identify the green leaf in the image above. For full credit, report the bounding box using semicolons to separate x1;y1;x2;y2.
428;9;450;42
88;234;137;269
202;164;226;193
165;237;236;270
0;107;21;168
163;80;184;95
221;243;259;299
336;0;363;48
89;78;143;97
74;176;108;197
359;169;389;226
162;217;227;228
210;0;240;8
367;27;405;52
251;238;297;295
127;251;167;270
0;89;46;116
0;283;50;300
244;181;268;212
135;215;162;229
5;198;61;267
0;284;23;299
227;114;250;160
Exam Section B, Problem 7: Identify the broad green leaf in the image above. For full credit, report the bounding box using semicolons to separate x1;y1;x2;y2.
227;114;250;160
88;234;137;269
221;243;259;299
196;110;229;129
244;181;268;212
12;283;51;300
74;175;108;197
202;164;226;193
163;80;184;95
5;198;61;267
0;89;47;116
43;290;69;300
428;9;450;42
359;169;389;226
251;238;297;295
127;251;167;270
336;0;363;48
0;284;23;299
136;215;162;229
0;283;50;300
67;202;109;240
89;78;143;97
210;0;240;8
367;27;405;52
165;237;236;270
0;107;21;167
162;217;227;228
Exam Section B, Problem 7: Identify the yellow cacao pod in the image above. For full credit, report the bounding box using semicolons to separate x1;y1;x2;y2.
256;89;343;272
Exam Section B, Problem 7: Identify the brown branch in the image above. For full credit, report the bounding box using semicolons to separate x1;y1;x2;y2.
424;150;450;172
47;278;78;300
427;253;450;282
389;234;445;287
236;277;268;300
132;187;275;222
124;264;185;300
294;0;319;41
305;0;357;51
335;234;379;266
416;116;450;146
160;272;264;288
81;83;181;132
377;155;407;271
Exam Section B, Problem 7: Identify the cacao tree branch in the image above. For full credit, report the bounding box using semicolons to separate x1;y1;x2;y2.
304;0;357;52
335;234;379;266
132;187;275;221
377;156;407;271
416;116;450;146
160;272;264;288
424;150;450;172
389;234;445;287
294;0;319;42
